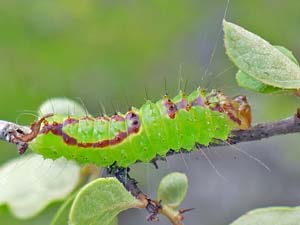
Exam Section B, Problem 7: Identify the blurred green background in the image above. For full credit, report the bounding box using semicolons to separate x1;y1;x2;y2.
0;0;300;225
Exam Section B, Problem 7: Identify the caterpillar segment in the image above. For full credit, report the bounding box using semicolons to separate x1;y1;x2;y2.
7;88;251;167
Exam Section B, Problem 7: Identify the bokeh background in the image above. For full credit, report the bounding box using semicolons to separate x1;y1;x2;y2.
0;0;300;225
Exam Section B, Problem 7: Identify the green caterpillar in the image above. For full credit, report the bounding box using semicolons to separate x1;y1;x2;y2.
0;88;251;167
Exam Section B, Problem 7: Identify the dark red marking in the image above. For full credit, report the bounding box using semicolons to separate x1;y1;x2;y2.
40;112;141;149
78;142;92;147
63;133;77;145
41;122;63;136
92;140;109;148
211;103;224;113
109;131;127;145
95;116;110;121
111;114;125;121
226;112;241;125
163;97;177;119
220;102;242;125
126;111;140;133
63;118;79;126
163;96;193;119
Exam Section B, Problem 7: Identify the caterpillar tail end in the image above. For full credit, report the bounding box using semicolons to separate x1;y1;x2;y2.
0;113;53;155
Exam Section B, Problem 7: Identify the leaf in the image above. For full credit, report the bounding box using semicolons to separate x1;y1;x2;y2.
0;203;63;225
274;46;299;66
38;98;88;117
157;172;188;208
224;20;300;89
69;178;140;225
236;45;299;93
50;192;77;225
236;70;283;93
51;191;119;225
230;206;300;225
0;154;80;219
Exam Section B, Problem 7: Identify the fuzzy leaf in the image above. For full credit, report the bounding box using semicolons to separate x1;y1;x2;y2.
50;192;77;225
236;45;300;93
274;46;299;66
157;172;188;208
69;178;140;225
224;20;300;89
236;70;283;93
38;98;88;117
0;154;80;219
231;206;300;225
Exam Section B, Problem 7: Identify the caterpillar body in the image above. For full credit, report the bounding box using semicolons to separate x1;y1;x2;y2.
1;88;251;167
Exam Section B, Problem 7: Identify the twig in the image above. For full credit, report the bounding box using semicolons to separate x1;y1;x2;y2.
229;113;300;144
107;166;185;225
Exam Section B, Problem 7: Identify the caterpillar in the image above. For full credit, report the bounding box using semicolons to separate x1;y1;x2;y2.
0;88;251;167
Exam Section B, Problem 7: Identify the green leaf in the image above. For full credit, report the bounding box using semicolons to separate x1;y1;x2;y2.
230;206;300;225
69;178;140;225
50;192;77;225
274;46;299;66
0;154;80;219
224;20;300;89
236;45;299;93
0;203;63;225
157;172;188;208
236;70;283;93
51;190;117;225
38;98;88;117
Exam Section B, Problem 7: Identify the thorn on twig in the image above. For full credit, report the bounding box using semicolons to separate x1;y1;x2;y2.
178;208;195;215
